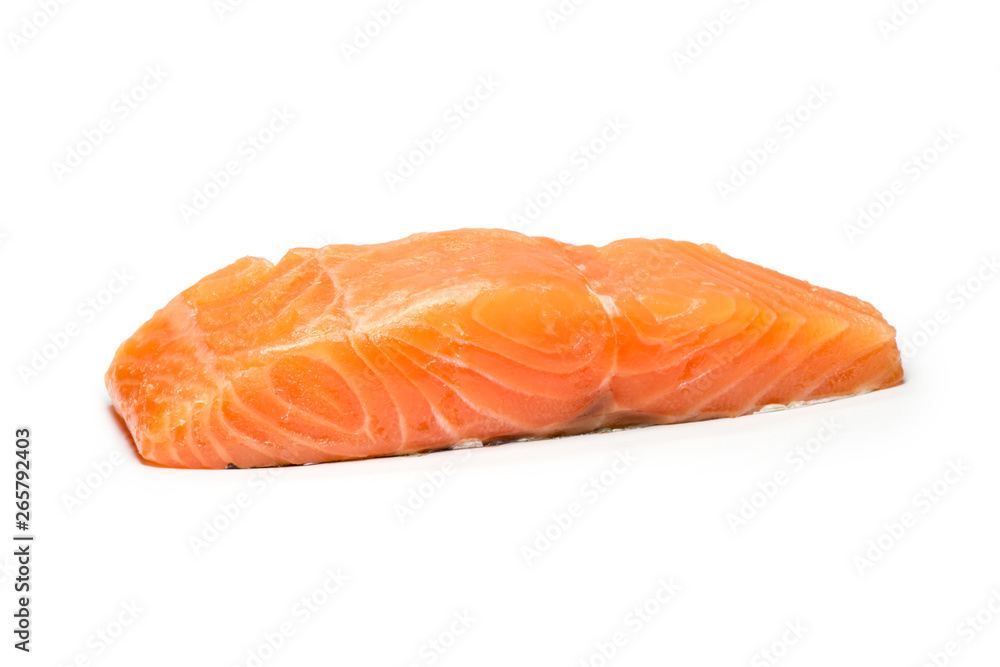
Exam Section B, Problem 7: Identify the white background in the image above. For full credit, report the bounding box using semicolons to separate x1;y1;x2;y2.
2;1;999;665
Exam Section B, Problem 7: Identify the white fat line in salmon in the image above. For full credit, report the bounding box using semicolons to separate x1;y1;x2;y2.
726;417;843;534
576;578;681;667
852;460;970;575
188;468;281;556
17;268;134;386
521;449;636;566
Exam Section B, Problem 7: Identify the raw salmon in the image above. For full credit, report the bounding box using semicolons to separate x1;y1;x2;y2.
106;229;902;469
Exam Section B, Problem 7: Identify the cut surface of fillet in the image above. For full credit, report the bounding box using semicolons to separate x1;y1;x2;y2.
105;229;903;469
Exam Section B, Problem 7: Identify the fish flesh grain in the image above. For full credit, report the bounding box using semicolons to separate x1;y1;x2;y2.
106;229;902;469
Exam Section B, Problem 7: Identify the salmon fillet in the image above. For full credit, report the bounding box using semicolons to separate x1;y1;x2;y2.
105;229;902;469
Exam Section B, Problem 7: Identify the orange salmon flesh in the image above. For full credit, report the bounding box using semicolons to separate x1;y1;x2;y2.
105;229;902;469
